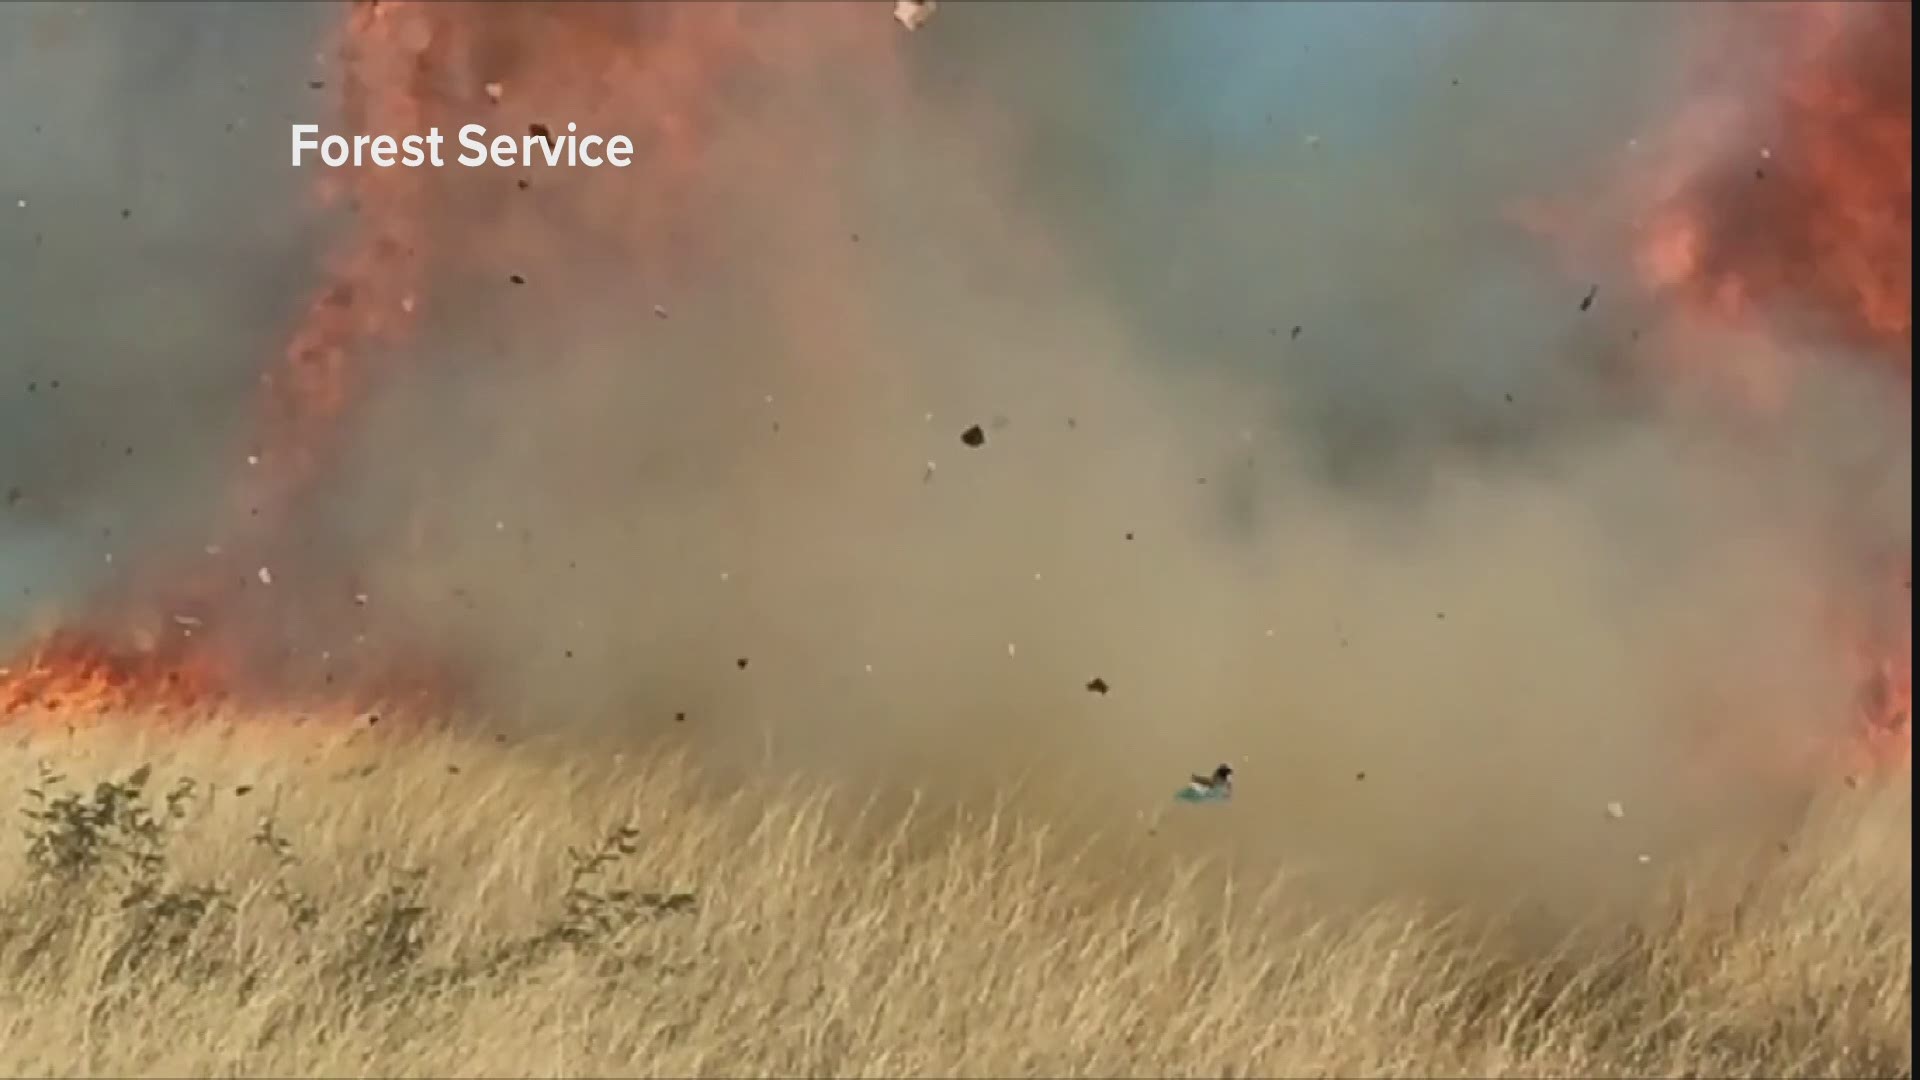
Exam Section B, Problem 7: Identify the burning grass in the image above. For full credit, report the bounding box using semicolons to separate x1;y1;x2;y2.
0;713;1906;1078
0;631;225;717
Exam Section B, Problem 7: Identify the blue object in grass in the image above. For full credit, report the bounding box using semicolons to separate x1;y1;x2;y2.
1175;763;1234;803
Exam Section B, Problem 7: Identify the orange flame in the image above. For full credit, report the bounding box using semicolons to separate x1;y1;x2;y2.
1511;3;1909;769
1638;3;1911;763
0;631;226;718
2;2;886;723
1639;2;1911;358
3;2;439;721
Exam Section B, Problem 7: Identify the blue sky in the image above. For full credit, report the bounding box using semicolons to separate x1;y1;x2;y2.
1118;1;1474;148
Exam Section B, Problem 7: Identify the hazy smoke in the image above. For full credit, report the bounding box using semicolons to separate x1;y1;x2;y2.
1;2;1909;915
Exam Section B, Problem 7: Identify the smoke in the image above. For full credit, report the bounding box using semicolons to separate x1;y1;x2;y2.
1;2;1908;915
0;4;330;628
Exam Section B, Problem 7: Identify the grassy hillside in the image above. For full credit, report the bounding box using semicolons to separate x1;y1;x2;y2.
0;716;1907;1078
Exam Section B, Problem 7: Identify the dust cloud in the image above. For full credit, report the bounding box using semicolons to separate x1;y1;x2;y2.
1;2;1907;917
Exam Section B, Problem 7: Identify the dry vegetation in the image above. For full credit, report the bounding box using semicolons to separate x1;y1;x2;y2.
0;716;1907;1078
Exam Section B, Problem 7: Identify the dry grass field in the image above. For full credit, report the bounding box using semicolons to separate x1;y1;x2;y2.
0;715;1906;1078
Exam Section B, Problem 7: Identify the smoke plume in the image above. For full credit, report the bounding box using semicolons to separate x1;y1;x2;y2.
1;1;1909;916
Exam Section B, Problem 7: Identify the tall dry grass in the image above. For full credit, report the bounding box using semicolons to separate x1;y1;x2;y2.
0;715;1907;1078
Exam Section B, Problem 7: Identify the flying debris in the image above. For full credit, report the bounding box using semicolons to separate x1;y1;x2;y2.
894;0;936;32
1175;764;1234;804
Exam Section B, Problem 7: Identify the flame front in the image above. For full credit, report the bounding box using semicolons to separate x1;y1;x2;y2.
0;630;226;718
0;1;855;722
1631;2;1912;765
1638;3;1911;358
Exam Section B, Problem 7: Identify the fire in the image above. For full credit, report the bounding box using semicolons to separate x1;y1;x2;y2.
1638;2;1911;359
0;623;459;726
238;0;434;533
4;2;1903;778
0;630;226;718
2;2;439;722
1837;580;1914;768
1853;633;1913;737
1633;2;1912;765
1;1;881;724
1510;3;1909;769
